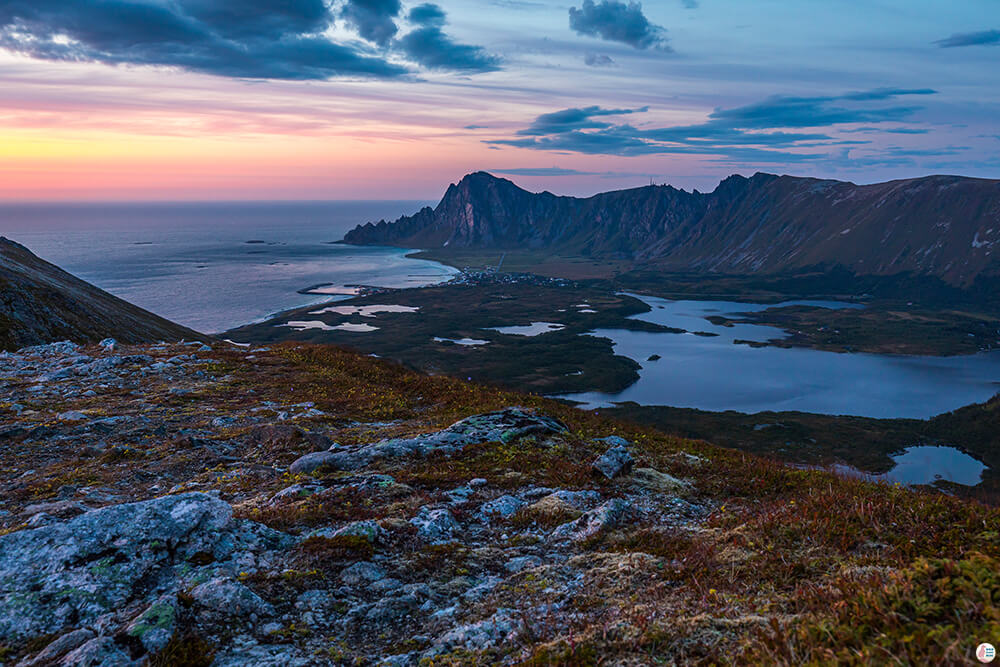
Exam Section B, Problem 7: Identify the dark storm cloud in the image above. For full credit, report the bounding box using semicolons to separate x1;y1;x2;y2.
397;4;501;72
568;0;670;51
489;89;937;161
0;0;401;79
180;0;330;39
340;0;401;47
408;3;447;27
0;0;500;79
517;105;648;135
935;29;1000;48
708;89;936;128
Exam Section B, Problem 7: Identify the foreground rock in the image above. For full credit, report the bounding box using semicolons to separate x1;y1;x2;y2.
592;437;634;479
0;492;292;662
289;407;568;472
0;493;226;640
551;498;631;542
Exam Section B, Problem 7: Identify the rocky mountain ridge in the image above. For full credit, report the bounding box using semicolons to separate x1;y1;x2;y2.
343;171;1000;286
0;237;203;351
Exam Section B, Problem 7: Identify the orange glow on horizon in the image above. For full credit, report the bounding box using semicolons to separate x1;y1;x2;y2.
1;123;699;201
0;125;503;200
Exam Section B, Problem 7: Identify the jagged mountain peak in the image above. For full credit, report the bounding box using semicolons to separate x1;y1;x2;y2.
344;171;1000;285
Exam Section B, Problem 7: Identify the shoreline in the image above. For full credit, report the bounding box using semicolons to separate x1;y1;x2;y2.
218;247;459;337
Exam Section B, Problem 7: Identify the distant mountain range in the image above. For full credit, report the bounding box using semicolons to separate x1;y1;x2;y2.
0;238;202;351
343;171;1000;286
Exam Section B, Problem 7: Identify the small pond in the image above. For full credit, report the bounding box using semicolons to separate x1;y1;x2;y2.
282;320;379;333
829;446;987;486
309;304;419;317
486;322;566;337
434;337;490;346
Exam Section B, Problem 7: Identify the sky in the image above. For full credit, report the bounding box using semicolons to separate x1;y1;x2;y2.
0;0;998;200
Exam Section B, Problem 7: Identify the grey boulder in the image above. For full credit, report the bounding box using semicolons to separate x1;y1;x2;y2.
479;495;526;519
410;508;460;543
60;635;140;667
550;498;631;542
21;628;96;666
592;443;633;479
191;577;274;618
288;451;341;475
431;608;523;654
311;408;568;472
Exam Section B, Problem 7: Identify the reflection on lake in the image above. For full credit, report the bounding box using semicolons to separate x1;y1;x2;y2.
560;295;1000;418
283;320;379;333
487;322;565;336
831;446;987;486
434;337;490;346
635;296;865;343
309;304;420;317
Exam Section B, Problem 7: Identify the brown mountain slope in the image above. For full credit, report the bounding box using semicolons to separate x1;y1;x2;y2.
343;171;1000;286
0;237;204;351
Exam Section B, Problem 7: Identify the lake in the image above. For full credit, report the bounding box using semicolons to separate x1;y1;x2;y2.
827;445;987;486
560;294;1000;419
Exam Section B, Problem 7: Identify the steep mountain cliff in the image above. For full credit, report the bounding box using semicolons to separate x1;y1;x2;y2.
343;171;1000;285
0;237;204;350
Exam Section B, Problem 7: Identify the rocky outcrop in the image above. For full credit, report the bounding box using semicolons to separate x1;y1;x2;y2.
344;171;1000;286
0;492;290;642
0;278;986;666
288;407;568;472
0;338;710;666
0;237;204;351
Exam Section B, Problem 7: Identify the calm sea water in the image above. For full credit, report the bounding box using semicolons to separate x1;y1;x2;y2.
0;201;455;333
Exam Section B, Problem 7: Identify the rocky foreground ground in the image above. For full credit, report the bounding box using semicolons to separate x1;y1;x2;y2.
0;341;997;665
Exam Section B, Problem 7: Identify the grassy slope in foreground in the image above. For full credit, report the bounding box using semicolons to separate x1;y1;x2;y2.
1;341;996;664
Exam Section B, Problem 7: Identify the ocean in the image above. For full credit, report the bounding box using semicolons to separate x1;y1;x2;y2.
0;201;457;334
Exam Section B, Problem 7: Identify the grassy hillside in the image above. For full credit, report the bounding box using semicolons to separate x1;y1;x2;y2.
2;341;994;664
0;237;204;351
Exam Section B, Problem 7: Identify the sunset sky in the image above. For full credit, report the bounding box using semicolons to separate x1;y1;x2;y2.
1;0;998;200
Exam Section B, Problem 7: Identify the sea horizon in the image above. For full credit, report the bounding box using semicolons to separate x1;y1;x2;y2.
0;200;455;333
